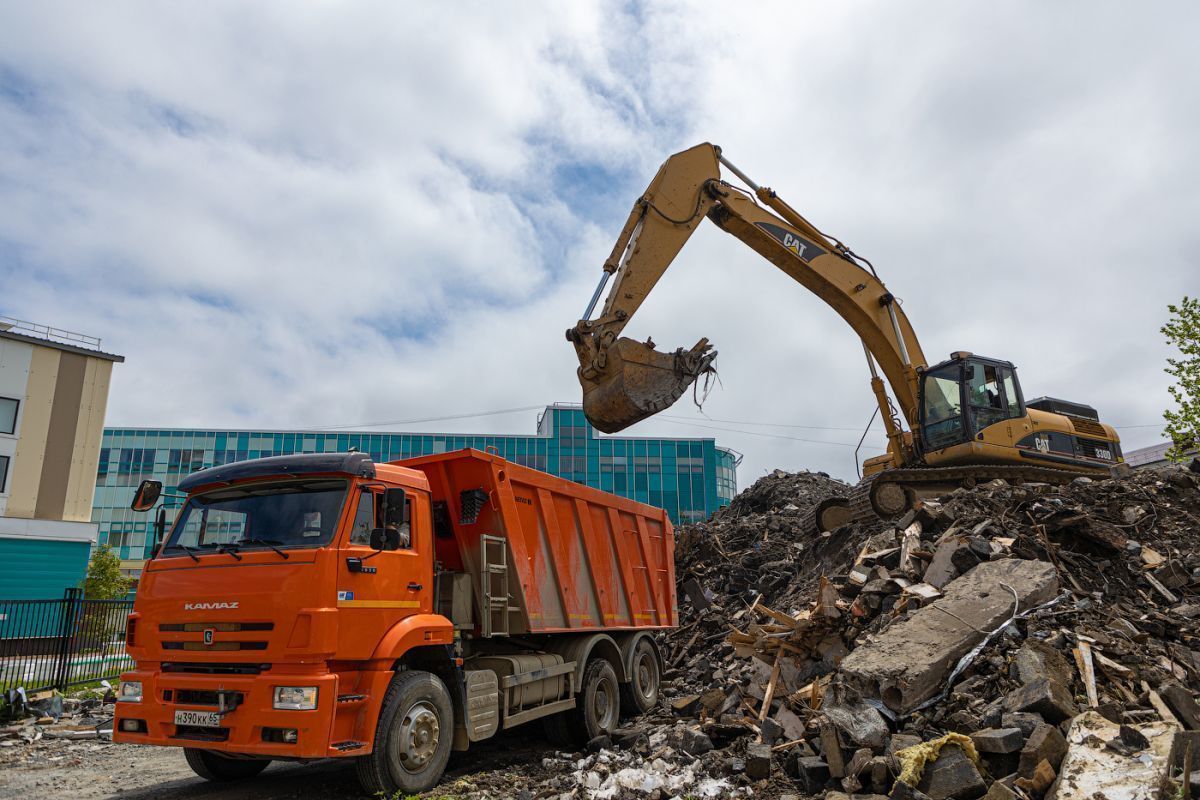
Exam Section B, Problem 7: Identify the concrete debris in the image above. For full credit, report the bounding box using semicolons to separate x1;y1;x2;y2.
840;559;1059;713
1050;711;1178;800
654;463;1200;798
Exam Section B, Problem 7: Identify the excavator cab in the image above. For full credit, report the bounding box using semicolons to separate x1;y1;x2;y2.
918;353;1024;453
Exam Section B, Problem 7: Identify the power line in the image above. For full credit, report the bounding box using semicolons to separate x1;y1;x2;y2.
663;412;1163;432
298;405;544;432
660;413;871;432
655;417;887;450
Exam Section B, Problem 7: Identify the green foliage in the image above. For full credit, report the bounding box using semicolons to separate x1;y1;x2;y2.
81;543;131;600
1163;296;1200;462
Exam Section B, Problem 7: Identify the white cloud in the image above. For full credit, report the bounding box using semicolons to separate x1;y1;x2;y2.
1;1;1195;489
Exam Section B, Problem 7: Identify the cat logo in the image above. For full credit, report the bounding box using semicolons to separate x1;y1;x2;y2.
203;629;215;645
754;222;826;263
1034;435;1050;454
781;233;808;259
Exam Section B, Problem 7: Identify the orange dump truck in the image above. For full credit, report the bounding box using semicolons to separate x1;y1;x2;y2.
113;448;675;794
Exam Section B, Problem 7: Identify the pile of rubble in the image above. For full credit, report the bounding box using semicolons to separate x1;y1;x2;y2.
659;462;1200;799
0;688;115;747
1;464;1197;800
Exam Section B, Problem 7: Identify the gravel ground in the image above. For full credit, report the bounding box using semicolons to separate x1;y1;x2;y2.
0;733;549;800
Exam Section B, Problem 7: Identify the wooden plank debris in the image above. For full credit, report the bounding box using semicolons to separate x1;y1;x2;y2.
1072;639;1099;708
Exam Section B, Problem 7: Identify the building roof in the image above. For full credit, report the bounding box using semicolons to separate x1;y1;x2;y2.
0;318;124;363
1124;441;1197;467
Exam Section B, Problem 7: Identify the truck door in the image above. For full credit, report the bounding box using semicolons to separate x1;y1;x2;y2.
335;485;432;660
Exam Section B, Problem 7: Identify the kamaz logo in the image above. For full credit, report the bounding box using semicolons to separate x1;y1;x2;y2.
184;602;239;611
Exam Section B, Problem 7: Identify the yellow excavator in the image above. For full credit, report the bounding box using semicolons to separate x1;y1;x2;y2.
566;143;1123;530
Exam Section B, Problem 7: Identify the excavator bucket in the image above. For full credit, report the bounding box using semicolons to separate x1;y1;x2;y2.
579;337;716;433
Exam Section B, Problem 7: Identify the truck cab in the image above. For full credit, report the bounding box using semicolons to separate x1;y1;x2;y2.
114;449;674;795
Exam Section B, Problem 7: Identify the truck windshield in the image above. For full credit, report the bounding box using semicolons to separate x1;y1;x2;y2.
163;479;348;554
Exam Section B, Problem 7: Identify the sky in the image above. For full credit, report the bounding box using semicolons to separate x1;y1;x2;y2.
1;1;1195;486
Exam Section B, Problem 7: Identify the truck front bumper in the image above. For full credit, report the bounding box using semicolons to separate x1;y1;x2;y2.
111;667;347;759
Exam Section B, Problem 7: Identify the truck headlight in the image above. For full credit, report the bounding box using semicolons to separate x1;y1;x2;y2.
273;686;318;710
118;681;143;703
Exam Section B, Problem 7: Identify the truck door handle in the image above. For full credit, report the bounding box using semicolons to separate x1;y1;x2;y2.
407;582;422;591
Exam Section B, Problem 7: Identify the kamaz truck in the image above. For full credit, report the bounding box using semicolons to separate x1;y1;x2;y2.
113;448;675;795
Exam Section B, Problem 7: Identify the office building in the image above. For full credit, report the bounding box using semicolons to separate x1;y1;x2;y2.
93;404;740;576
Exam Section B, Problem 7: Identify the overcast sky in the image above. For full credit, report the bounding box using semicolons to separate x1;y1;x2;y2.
1;2;1195;485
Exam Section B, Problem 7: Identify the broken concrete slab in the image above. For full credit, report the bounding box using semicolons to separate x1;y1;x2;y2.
745;742;772;780
915;744;987;800
1002;677;1077;724
1159;682;1200;730
1048;711;1178;800
1011;639;1075;688
823;696;890;750
922;535;969;589
839;559;1060;713
1018;723;1067;778
969;727;1023;754
789;755;830;792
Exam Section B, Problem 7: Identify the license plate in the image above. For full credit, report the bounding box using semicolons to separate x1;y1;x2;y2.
174;709;222;728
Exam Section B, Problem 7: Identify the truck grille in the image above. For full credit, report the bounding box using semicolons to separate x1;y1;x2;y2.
162;663;267;675
172;689;246;706
162;641;268;651
173;725;230;742
158;622;274;632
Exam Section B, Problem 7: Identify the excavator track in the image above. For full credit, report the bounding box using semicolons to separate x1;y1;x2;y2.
813;462;1112;532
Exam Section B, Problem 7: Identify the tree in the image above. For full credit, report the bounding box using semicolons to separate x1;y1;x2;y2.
1163;296;1200;462
81;543;131;600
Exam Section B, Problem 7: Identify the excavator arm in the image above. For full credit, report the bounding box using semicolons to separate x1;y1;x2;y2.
567;143;926;464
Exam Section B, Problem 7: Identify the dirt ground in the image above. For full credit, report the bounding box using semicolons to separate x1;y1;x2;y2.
0;732;550;800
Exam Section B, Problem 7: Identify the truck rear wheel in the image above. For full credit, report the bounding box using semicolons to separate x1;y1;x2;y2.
356;670;453;796
183;748;269;782
542;658;621;749
619;639;660;715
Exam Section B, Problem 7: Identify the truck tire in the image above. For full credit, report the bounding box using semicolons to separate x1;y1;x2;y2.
183;748;269;781
542;659;621;749
619;639;660;716
356;670;454;796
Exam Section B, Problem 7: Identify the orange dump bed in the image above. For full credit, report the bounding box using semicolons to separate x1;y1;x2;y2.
401;449;677;634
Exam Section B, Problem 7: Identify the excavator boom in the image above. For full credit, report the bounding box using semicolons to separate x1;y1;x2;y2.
568;143;924;452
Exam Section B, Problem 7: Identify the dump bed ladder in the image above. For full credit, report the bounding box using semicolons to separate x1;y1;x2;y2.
480;534;517;637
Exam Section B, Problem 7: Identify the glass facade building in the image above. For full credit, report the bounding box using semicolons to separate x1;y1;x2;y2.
92;404;741;568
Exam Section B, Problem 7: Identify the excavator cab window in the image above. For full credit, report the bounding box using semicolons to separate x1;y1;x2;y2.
966;362;1022;431
920;364;967;450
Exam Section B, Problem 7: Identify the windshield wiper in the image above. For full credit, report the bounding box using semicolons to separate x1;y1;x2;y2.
215;542;243;561
166;543;200;562
237;538;290;559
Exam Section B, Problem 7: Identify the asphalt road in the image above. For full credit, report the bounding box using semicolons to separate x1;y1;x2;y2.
0;732;546;800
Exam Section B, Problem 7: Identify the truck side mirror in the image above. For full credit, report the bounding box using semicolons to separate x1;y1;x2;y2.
131;480;163;512
369;488;407;551
369;527;401;551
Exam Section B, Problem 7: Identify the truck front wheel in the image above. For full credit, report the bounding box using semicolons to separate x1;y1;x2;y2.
183;748;269;781
356;670;453;796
